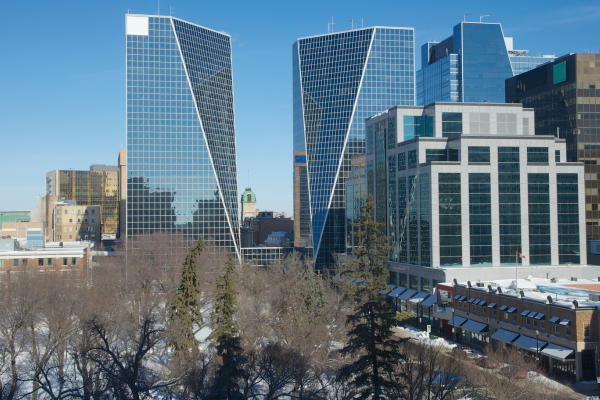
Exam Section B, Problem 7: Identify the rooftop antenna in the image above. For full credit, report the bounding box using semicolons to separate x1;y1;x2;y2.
127;9;131;14
464;13;471;22
157;0;160;15
330;17;335;33
480;15;489;22
348;19;353;30
170;6;174;16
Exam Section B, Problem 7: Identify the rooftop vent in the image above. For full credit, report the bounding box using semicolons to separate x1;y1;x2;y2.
589;293;600;302
571;277;578;281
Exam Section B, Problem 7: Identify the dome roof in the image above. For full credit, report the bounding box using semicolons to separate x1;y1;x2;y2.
241;187;256;203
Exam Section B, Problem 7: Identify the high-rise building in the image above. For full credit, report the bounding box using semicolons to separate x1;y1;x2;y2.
346;102;589;289
293;151;310;249
293;26;415;268
506;53;600;240
417;21;555;106
125;14;239;256
45;167;119;236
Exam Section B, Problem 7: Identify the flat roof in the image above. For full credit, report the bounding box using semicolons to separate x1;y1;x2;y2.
127;14;231;37
296;26;414;41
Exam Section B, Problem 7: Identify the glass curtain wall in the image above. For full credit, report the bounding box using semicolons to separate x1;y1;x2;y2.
557;174;580;264
528;173;551;265
498;147;522;265
469;173;492;266
439;173;462;267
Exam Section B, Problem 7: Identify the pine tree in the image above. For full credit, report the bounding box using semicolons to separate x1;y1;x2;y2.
169;237;204;354
299;258;327;321
338;195;404;399
208;253;244;399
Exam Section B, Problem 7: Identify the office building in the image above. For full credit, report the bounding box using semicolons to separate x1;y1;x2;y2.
52;203;102;243
293;151;310;248
125;14;239;256
347;102;592;289
506;53;600;241
417;21;555;105
118;149;127;238
45;166;119;236
293;26;415;268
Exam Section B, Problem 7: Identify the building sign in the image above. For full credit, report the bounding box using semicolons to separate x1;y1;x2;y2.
294;155;306;163
553;62;566;85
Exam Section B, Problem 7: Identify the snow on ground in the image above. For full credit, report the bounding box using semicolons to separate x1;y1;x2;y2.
584;397;600;400
527;371;563;390
396;325;457;349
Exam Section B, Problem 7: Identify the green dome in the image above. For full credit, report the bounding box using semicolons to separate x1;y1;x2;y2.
241;187;256;203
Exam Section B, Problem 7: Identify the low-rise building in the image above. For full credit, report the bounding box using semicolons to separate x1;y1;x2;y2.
265;231;293;247
53;203;101;243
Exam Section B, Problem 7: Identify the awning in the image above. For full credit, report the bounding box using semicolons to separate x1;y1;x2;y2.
491;329;520;343
499;305;508;311
507;307;517;313
549;316;560;323
521;310;531;316
453;294;461;300
461;320;489;333
409;292;430;303
388;286;406;298
468;298;476;303
473;299;480;305
399;289;418;300
541;343;575;362
478;300;487;306
559;319;571;326
459;296;467;301
379;285;395;295
448;316;467;326
535;313;545;320
527;311;538;317
513;335;548;353
421;295;438;307
488;302;497;308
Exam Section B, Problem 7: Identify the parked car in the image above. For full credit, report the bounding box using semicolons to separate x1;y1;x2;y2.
500;365;527;379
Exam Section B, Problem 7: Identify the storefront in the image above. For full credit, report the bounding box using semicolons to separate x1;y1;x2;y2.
398;288;417;312
460;320;489;349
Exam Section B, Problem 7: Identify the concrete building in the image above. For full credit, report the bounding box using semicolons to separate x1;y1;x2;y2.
53;203;102;243
46;166;119;236
265;231;294;247
241;213;294;247
0;211;30;229
506;53;600;242
417;20;555;105
0;238;89;277
346;102;595;290
0;222;44;246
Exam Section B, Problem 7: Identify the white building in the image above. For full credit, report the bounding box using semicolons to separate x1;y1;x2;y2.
346;102;596;290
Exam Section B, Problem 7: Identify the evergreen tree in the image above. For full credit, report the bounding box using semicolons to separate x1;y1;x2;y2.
299;258;327;321
169;237;204;354
208;253;244;399
338;195;404;399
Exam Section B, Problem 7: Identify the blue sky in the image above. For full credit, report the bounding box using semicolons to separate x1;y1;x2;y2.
1;0;598;215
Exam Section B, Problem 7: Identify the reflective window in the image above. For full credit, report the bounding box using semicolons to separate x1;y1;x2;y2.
398;177;408;263
469;174;492;266
439;173;462;267
558;174;580;264
426;149;446;162
468;146;490;163
388;156;397;261
470;113;490;134
388;117;396;149
498;147;521;265
529;173;551;265
555;150;561;162
497;113;517;134
398;152;406;171
527;147;549;163
409;175;419;264
376;129;387;224
442;112;462;137
408;150;418;168
420;174;430;266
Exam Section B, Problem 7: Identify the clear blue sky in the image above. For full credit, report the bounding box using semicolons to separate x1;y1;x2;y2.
1;0;598;216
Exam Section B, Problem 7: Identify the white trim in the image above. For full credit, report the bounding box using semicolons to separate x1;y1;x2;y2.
127;14;231;37
298;26;413;41
228;32;241;261
499;23;515;77
170;19;240;259
313;27;376;260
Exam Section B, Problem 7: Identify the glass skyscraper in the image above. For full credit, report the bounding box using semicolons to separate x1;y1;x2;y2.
126;14;239;256
293;27;415;268
417;21;555;105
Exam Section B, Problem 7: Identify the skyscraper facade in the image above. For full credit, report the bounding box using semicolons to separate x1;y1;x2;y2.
417;21;555;106
126;14;239;256
293;26;415;268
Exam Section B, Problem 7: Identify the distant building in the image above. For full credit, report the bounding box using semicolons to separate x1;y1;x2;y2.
0;238;89;277
417;21;555;105
242;213;294;247
505;53;600;242
0;211;30;229
265;231;294;247
53;202;102;243
293;151;311;249
241;188;258;221
45;166;119;236
118;149;127;239
0;222;44;247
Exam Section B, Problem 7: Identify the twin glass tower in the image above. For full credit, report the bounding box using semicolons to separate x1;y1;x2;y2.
293;27;415;268
125;15;239;257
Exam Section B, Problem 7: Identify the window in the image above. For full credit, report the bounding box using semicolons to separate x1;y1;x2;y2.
62;258;68;266
448;148;459;161
91;235;95;240
84;218;88;223
478;305;482;313
512;313;517;322
526;317;531;325
504;312;508;320
527;147;549;163
13;259;18;267
91;209;95;214
566;325;571;336
0;260;3;268
533;319;538;328
71;209;75;215
77;209;81;214
421;277;429;292
38;258;43;266
554;324;560;333
57;218;62;223
555;150;560;162
84;235;88;240
75;227;78;231
442;112;462;137
472;304;476;312
468;146;490;163
470;113;490;134
492;308;496;317
523;117;530;135
584;323;591;337
77;218;81;223
91;218;95;223
69;227;73;232
71;258;77;266
69;235;72;240
426;149;447;162
69;219;73;223
408;150;417;168
497;113;517;134
22;259;28;267
47;258;52;266
409;275;418;290
458;301;462;308
64;210;68;215
540;320;545;329
85;209;88;214
400;273;407;287
398;152;406;170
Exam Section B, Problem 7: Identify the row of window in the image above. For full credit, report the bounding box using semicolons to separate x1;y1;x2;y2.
56;218;96;223
58;209;96;215
56;226;95;232
0;257;78;268
56;235;95;241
